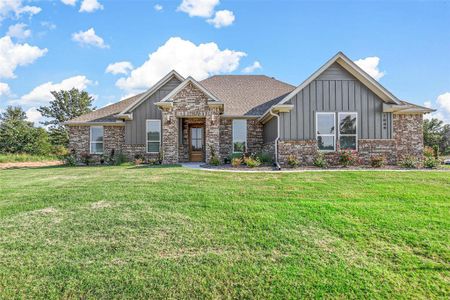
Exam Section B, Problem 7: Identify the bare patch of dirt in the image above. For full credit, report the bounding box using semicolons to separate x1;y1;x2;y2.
35;207;57;214
90;201;112;210
0;161;63;169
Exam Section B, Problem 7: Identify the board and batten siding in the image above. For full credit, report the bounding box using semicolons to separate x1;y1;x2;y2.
263;117;278;143
125;77;182;145
279;63;393;141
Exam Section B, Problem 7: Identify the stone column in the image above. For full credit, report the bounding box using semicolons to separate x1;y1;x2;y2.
393;114;424;161
205;110;220;163
162;109;179;164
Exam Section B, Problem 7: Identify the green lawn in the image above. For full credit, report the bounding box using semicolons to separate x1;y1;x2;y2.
0;166;449;299
0;153;59;163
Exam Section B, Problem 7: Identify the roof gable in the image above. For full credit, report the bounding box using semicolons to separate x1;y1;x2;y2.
157;77;222;104
119;70;184;114
277;52;401;107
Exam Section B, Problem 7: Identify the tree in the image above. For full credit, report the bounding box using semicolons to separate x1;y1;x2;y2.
38;88;95;146
423;118;450;154
0;106;51;155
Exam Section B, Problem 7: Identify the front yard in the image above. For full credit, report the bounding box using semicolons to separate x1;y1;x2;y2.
0;166;449;298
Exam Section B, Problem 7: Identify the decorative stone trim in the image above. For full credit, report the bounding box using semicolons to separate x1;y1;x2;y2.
393;114;423;161
358;139;397;165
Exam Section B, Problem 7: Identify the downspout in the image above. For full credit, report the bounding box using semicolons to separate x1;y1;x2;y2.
269;109;281;170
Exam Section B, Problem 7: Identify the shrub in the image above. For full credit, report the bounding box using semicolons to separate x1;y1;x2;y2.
209;146;221;166
80;152;93;165
399;155;418;169
231;157;242;167
423;156;439;169
338;150;358;167
255;152;273;164
424;146;434;158
370;155;386;168
287;155;299;168
52;145;69;157
432;145;440;159
313;152;328;168
112;152;127;166
134;154;144;165
148;158;160;165
244;156;261;168
64;154;77;166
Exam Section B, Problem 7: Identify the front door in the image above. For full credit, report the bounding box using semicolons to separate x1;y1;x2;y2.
189;125;204;162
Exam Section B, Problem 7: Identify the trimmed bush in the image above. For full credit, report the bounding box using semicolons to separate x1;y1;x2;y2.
370;155;386;168
399;156;419;169
231;157;242;167
338;150;358;167
313;152;328;168
423;156;439;169
244;156;261;168
287;155;299;168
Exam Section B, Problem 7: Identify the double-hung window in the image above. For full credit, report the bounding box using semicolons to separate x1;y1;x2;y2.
316;113;336;151
232;119;247;153
90;126;104;154
146;120;161;153
338;112;357;150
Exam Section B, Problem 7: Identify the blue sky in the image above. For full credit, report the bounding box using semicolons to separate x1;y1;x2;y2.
0;0;449;124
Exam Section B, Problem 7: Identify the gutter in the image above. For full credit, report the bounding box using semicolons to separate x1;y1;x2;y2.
269;108;281;170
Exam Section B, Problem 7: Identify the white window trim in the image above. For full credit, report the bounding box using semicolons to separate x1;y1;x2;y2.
232;119;247;153
146;119;161;154
338;112;358;150
315;112;336;152
89;126;104;154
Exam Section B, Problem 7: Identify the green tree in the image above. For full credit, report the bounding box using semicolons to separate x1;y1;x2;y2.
38;88;95;146
0;106;51;155
423;118;450;154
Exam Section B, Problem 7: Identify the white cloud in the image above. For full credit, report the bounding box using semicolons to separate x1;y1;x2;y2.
242;61;262;73
115;37;246;93
40;21;56;30
72;28;108;49
0;0;41;23
354;56;385;81
424;92;450;124
79;0;103;13
154;4;163;11
25;107;44;124
0;82;10;96
61;0;77;5
207;10;234;28
7;23;31;40
177;0;219;17
0;36;48;79
105;61;134;75
11;75;92;106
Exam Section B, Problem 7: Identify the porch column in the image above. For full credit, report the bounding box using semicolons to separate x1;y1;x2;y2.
205;110;220;163
161;109;178;164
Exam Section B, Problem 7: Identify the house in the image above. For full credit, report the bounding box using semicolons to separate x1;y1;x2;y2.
66;52;433;166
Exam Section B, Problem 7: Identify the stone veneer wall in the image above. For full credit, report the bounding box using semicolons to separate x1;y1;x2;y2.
219;118;264;160
358;139;397;164
278;140;318;166
393;114;424;161
68;125;125;162
162;82;221;164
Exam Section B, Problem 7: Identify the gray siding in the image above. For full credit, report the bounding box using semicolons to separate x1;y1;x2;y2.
125;77;181;145
280;63;392;140
263;117;277;143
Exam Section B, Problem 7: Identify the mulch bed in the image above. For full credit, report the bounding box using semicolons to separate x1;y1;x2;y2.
0;161;63;169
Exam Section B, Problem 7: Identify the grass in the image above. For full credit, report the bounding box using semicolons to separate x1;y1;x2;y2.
0;166;449;299
0;153;59;163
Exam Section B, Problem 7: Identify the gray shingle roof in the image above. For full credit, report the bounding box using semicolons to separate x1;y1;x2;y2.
200;75;295;116
67;93;144;123
67;75;295;123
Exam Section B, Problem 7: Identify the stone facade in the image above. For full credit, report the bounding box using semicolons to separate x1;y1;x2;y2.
358;139;397;165
219;118;264;160
160;82;222;164
278;140;318;166
393;114;424;161
68;125;125;162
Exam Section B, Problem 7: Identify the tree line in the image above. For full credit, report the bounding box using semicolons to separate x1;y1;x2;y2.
0;89;95;156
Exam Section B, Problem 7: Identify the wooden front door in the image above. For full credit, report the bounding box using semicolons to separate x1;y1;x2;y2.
189;125;204;162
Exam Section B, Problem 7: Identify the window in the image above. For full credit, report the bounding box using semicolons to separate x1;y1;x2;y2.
232;119;247;153
90;126;104;154
338;112;357;150
316;113;335;151
146;120;161;153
